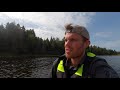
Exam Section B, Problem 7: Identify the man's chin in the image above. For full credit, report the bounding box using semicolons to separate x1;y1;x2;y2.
65;54;72;58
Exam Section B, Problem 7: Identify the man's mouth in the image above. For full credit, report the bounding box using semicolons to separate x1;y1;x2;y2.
65;48;72;53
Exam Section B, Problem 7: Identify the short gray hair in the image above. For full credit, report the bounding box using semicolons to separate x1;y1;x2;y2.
64;23;90;40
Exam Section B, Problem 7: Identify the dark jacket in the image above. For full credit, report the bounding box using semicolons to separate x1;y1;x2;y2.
49;53;119;78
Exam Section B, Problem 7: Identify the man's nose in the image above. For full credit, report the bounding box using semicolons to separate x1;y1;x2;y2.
65;40;71;47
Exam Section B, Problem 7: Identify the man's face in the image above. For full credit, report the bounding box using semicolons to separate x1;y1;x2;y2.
64;33;90;59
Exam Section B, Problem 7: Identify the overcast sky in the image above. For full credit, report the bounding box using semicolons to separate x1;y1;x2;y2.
0;12;120;51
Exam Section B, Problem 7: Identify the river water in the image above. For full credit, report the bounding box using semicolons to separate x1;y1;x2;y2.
0;56;119;78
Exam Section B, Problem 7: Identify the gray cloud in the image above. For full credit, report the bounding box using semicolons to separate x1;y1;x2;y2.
94;32;113;38
0;12;95;40
92;40;120;52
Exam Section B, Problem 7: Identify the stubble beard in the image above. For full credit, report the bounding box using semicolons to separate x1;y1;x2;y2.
65;48;85;60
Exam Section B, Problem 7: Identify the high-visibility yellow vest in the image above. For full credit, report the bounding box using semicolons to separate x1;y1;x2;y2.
57;52;96;77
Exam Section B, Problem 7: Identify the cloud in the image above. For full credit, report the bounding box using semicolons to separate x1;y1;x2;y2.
92;40;120;51
0;12;96;40
94;32;113;38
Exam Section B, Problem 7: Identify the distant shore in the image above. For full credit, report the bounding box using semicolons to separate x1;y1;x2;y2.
0;54;59;60
0;54;120;60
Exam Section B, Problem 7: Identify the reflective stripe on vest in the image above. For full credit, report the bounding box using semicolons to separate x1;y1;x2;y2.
57;52;96;77
57;60;84;76
57;60;65;72
75;64;84;76
87;52;96;57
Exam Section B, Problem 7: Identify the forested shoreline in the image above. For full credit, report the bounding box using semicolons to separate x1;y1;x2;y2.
0;22;119;57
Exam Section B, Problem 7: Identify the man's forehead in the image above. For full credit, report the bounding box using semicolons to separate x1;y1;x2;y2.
65;33;81;37
64;33;82;39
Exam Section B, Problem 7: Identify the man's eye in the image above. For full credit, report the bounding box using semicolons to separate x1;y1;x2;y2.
72;39;79;42
64;39;67;42
71;39;76;41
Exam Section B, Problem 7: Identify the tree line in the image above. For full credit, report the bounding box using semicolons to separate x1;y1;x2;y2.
0;22;119;56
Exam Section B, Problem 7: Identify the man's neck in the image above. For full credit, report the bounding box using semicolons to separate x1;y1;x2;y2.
71;52;85;67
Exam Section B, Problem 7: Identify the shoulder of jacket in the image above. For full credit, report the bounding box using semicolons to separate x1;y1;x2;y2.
90;57;119;78
87;56;110;77
87;56;107;65
93;56;108;65
51;54;66;78
87;56;109;72
53;54;66;66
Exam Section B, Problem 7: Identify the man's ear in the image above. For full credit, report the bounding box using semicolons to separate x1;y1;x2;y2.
85;40;90;48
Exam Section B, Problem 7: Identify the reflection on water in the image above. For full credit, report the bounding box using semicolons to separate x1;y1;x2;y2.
0;57;55;78
0;58;36;78
30;57;55;78
0;56;120;78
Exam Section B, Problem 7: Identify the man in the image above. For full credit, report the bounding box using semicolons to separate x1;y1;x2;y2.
49;23;119;78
